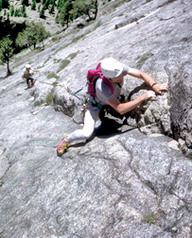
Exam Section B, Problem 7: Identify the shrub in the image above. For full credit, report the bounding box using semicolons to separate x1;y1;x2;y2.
57;59;70;72
143;212;158;224
45;91;54;105
47;72;59;79
68;51;78;60
34;99;44;106
0;37;14;76
31;0;36;10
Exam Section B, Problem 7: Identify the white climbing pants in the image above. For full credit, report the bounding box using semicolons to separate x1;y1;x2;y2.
66;109;99;143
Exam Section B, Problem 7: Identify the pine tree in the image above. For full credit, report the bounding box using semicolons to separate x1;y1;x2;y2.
57;0;73;28
39;5;46;18
21;4;26;14
14;8;18;16
10;5;14;16
31;0;36;10
49;0;54;14
44;0;50;9
1;0;10;9
37;4;41;12
21;0;29;6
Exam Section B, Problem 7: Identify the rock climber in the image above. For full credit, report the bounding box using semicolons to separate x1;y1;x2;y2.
57;57;168;156
22;64;39;88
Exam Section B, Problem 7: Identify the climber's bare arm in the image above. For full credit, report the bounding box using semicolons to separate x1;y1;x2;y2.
127;68;168;94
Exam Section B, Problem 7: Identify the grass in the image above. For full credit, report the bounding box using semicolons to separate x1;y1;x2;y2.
45;91;54;105
57;59;70;73
52;81;59;87
72;35;85;44
68;51;79;60
143;212;158;224
47;72;59;79
34;91;54;106
53;58;62;63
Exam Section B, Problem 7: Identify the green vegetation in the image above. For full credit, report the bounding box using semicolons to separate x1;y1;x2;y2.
0;0;112;31
47;72;59;79
68;51;79;60
34;91;54;106
0;21;49;77
71;31;91;44
0;0;110;76
34;99;45;106
31;0;36;10
45;91;54;105
21;0;29;6
56;0;73;28
56;0;98;28
73;0;98;21
0;0;9;10
57;59;70;72
52;81;58;87
16;21;49;49
53;58;61;63
0;37;14;76
143;212;158;224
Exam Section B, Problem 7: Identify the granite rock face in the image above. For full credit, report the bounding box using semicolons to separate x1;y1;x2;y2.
167;51;192;156
0;0;192;237
53;0;191;153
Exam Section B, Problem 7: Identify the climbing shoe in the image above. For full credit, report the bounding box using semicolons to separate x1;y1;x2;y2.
57;137;69;156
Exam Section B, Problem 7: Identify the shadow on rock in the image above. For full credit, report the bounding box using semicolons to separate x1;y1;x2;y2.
94;105;136;138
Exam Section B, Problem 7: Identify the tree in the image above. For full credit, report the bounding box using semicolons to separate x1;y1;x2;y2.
37;4;41;12
72;0;98;21
35;22;49;48
21;0;29;6
0;0;9;9
16;30;28;48
44;0;50;9
56;0;73;28
0;37;14;76
10;5;14;16
21;4;27;16
49;0;55;14
16;22;49;50
39;5;46;18
31;0;36;10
